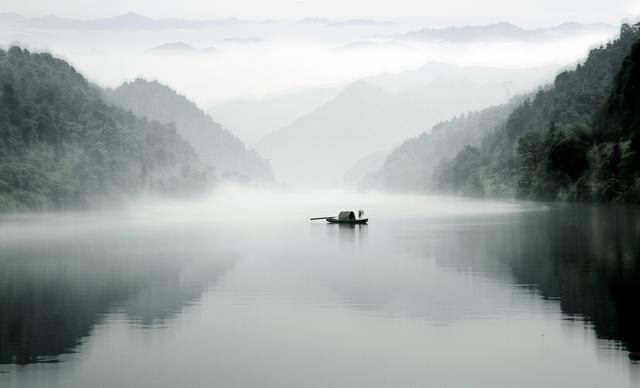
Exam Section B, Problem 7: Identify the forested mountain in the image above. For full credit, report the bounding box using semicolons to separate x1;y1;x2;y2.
106;79;273;183
257;64;557;186
364;97;525;191
431;23;640;201
0;47;206;211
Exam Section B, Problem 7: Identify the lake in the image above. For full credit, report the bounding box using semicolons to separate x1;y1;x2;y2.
1;187;639;387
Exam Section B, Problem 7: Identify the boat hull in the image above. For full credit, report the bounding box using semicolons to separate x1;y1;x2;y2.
326;217;368;224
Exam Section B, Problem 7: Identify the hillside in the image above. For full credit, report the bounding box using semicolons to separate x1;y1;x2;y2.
365;98;524;191
343;151;387;186
106;79;273;183
256;81;399;186
209;86;342;144
0;47;206;211
257;63;557;186
432;23;640;201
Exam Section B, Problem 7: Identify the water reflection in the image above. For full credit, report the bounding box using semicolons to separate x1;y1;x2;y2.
0;217;234;365
0;196;639;387
406;205;640;362
324;224;368;247
506;205;640;362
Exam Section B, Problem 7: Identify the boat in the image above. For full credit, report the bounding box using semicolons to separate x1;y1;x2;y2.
326;217;368;224
310;210;368;224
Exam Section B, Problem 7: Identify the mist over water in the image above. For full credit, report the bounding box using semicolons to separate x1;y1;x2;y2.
0;20;616;106
1;5;640;387
1;187;639;387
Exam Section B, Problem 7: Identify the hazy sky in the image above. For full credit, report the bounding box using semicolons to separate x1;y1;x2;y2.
3;0;639;26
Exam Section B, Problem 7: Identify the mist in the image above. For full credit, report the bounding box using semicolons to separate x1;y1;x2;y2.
2;4;640;388
1;18;617;106
2;14;622;188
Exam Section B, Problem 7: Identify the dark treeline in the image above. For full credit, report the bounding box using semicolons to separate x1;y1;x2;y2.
0;47;207;211
433;23;640;201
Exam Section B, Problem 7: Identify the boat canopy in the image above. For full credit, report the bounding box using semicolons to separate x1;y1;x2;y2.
338;211;356;221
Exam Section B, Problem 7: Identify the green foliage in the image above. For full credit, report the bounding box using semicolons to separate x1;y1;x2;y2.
435;23;640;202
0;47;207;211
433;146;485;196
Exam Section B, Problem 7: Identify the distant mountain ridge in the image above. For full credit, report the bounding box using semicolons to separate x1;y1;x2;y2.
398;22;616;42
298;17;331;24
144;42;218;54
217;37;262;45
334;41;415;52
0;12;246;30
328;19;393;28
365;61;560;93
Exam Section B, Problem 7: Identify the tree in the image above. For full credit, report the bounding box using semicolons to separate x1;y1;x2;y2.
1;83;20;126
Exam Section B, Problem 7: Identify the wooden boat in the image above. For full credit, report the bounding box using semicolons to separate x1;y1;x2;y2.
311;210;368;224
326;217;368;224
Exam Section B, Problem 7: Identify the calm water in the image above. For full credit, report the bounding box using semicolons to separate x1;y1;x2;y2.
0;188;639;388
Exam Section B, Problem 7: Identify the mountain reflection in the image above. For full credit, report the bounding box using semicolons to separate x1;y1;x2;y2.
425;205;640;362
508;205;640;362
0;220;233;366
122;260;230;328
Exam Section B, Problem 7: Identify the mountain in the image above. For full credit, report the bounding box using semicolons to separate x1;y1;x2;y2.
363;98;525;192
429;23;640;201
298;17;331;24
343;151;387;186
327;19;393;28
333;41;416;52
256;64;558;186
144;42;218;54
256;81;398;186
106;79;273;183
398;22;616;42
217;37;262;45
209;86;342;144
596;34;640;141
0;12;246;31
147;42;198;52
0;47;206;211
365;62;560;94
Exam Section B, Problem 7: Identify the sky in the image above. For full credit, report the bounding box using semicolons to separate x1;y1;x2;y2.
3;0;639;26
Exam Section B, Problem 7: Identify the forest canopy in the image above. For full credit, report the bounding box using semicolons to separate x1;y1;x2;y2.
0;47;207;211
374;23;640;203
